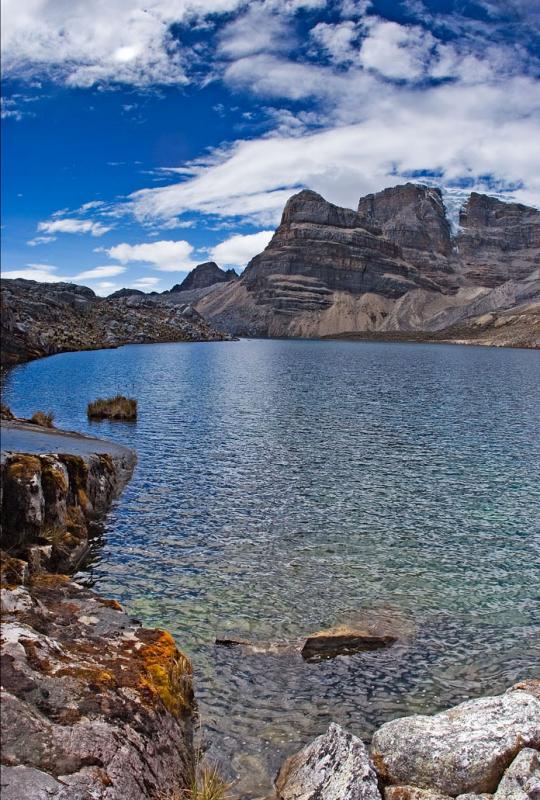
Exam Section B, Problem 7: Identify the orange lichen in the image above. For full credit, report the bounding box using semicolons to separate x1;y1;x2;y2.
5;455;42;483
29;573;71;590
41;459;69;496
56;666;116;689
138;630;194;717
96;597;123;610
20;638;53;674
0;551;29;586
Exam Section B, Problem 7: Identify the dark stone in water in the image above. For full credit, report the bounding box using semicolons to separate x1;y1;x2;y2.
215;623;397;661
301;625;397;662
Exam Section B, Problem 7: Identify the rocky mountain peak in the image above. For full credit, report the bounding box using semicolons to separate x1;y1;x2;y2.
281;189;360;228
357;182;452;256
460;192;540;229
171;261;237;293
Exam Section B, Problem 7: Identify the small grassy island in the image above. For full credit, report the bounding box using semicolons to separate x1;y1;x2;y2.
87;394;137;421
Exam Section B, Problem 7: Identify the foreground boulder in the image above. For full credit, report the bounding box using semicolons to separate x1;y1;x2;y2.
371;684;540;795
275;723;381;800
1;423;197;798
494;748;540;800
0;576;195;799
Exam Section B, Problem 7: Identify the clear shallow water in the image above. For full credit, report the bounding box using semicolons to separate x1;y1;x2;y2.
3;339;540;796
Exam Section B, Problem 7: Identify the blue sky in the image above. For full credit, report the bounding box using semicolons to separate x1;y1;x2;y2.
2;0;539;295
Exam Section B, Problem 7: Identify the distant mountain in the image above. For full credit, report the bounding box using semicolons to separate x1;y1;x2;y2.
194;184;540;347
0;279;230;366
107;287;145;299
170;262;237;293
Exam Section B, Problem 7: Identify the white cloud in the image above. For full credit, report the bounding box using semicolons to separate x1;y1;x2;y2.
1;263;61;282
124;68;540;225
357;19;436;80
105;239;196;271
73;265;127;280
27;235;57;246
132;276;162;288
37;218;112;236
218;3;294;59
210;230;274;268
1;0;249;88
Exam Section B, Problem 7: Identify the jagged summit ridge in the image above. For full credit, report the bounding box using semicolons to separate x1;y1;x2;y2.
194;182;540;346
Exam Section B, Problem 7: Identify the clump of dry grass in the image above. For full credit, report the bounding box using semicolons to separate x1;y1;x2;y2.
30;410;55;428
154;764;233;800
0;402;15;420
87;394;137;421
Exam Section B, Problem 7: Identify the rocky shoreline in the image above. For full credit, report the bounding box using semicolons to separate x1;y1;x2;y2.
1;419;538;799
0;419;197;799
274;685;540;799
0;278;232;368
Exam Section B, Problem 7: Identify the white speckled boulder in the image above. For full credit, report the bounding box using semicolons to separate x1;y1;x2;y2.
371;686;540;795
493;748;540;800
275;722;381;800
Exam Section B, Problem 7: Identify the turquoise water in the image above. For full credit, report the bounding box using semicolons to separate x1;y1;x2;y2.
3;339;540;795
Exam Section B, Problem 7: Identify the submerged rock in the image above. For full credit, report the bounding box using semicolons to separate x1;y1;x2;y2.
370;686;540;795
301;625;396;662
275;723;381;800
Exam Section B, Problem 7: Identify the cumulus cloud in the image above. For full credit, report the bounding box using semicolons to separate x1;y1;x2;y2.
37;218;112;236
105;239;196;271
218;2;294;59
210;230;274;268
0;0;248;88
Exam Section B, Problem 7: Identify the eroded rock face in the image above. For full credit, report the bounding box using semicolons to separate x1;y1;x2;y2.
457;194;540;286
370;687;540;795
242;189;441;307
194;184;540;345
0;577;195;799
275;722;381;800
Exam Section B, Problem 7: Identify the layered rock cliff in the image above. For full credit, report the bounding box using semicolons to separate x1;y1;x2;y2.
0;420;197;799
0;279;230;367
194;184;540;346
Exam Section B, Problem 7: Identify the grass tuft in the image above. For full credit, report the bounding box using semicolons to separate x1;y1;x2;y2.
87;394;137;421
154;764;233;800
1;402;15;420
30;410;55;428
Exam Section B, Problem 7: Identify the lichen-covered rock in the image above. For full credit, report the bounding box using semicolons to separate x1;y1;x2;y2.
275;722;381;800
0;577;196;799
493;749;540;800
385;787;453;800
1;442;135;574
0;764;85;800
370;689;540;795
508;680;540;701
